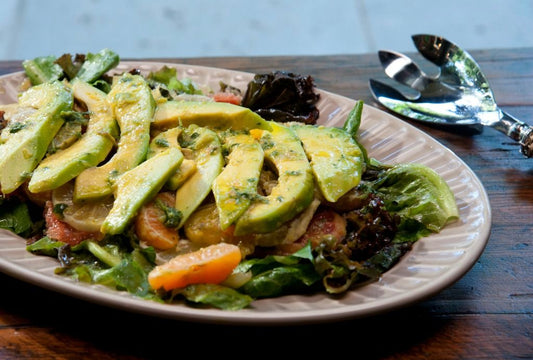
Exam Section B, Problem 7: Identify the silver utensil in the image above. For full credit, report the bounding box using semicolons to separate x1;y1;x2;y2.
369;34;533;157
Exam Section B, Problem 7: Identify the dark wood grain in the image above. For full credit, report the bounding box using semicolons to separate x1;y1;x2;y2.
1;49;532;359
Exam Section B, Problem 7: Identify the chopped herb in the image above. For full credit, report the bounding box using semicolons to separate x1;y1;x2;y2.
154;138;169;147
9;122;27;133
53;203;68;218
155;199;182;228
285;170;301;176
61;110;90;124
261;139;275;150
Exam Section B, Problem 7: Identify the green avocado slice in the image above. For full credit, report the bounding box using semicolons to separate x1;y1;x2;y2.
212;132;264;230
153;100;272;131
175;125;224;228
28;80;118;193
0;81;72;194
291;124;364;202
73;73;154;201
147;127;197;191
234;122;314;235
100;147;183;235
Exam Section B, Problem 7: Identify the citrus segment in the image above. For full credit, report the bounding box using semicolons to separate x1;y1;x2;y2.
148;243;242;291
51;181;112;232
135;192;179;250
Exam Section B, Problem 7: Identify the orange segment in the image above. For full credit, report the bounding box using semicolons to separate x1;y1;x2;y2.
148;243;242;291
134;192;179;250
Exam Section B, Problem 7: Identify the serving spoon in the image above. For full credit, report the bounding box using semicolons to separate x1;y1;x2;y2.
369;34;533;157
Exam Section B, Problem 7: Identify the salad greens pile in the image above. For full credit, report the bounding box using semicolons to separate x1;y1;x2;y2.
0;49;459;310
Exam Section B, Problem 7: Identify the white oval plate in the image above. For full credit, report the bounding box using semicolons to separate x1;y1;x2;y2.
0;62;491;325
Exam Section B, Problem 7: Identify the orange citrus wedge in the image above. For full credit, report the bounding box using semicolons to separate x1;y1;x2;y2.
148;243;242;291
134;192;179;250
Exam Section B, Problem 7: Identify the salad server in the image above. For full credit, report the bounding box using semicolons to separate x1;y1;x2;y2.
369;34;533;158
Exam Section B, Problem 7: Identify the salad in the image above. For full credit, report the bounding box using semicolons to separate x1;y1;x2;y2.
0;49;459;310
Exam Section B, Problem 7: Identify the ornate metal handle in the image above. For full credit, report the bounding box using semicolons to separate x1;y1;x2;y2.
517;125;533;158
492;111;533;158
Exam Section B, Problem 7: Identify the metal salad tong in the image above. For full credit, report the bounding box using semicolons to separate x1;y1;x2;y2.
369;34;533;158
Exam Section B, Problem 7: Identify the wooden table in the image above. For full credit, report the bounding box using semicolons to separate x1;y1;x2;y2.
1;49;532;359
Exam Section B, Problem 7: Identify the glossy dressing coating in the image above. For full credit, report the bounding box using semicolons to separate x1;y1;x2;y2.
234;122;314;235
28;80;118;193
0;81;72;194
74;73;154;201
291;124;363;202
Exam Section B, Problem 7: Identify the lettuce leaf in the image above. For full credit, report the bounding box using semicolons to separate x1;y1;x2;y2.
22;49;119;86
241;71;320;124
27;234;157;299
22;55;63;85
147;66;202;95
315;241;412;294
180;284;254;311
0;197;33;236
236;243;321;298
90;259;152;297
371;163;459;242
26;236;65;257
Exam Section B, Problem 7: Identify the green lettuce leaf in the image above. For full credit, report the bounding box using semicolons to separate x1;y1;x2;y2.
26;236;65;257
0;198;33;236
74;48;120;83
22;55;63;85
237;243;321;298
180;284;254;311
147;66;202;95
91;259;152;297
29;235;157;300
372;163;459;242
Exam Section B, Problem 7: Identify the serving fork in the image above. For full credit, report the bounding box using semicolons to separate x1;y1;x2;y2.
369;34;533;158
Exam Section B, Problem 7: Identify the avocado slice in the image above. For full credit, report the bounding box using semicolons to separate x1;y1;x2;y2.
234;122;314;235
0;81;72;194
148;127;197;190
152;100;272;131
73;73;154;201
291;124;364;202
46;119;84;154
175;125;224;228
28;80;119;193
101;147;183;235
212;132;264;230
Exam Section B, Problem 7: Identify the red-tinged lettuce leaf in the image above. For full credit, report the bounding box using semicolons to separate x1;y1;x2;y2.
241;71;320;124
54;53;85;80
